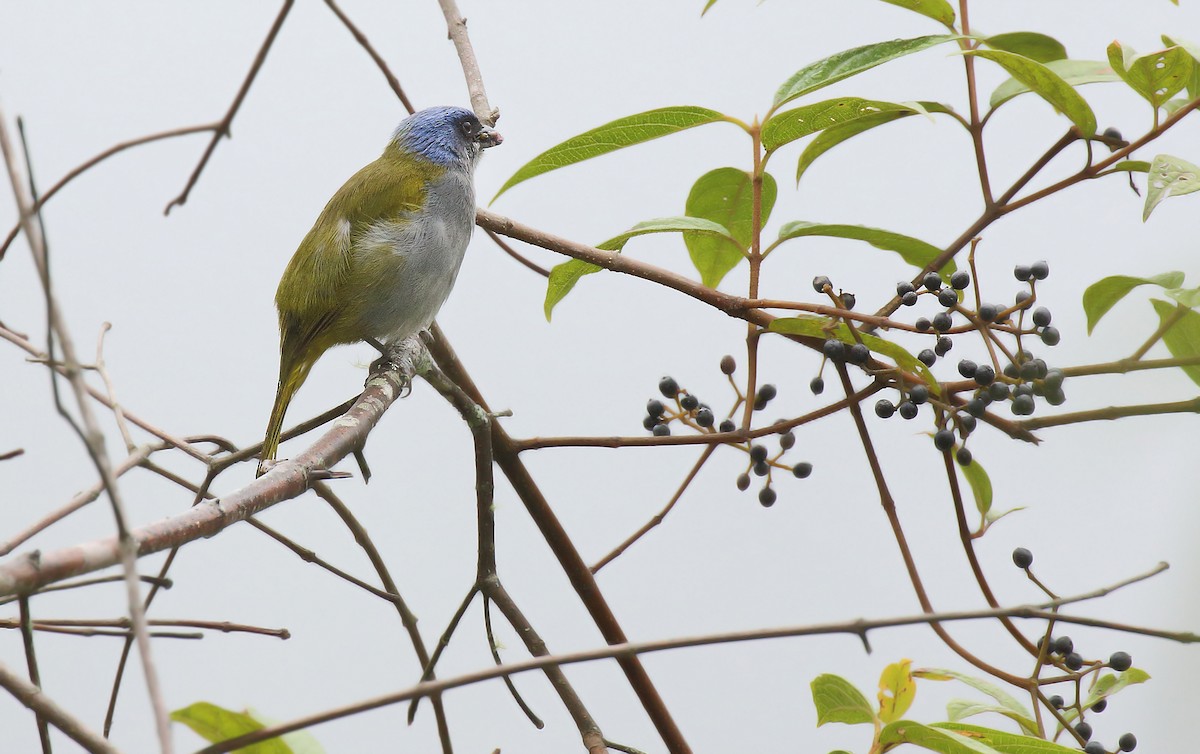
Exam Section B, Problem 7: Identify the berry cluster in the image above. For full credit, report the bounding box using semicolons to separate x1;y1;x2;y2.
644;375;715;436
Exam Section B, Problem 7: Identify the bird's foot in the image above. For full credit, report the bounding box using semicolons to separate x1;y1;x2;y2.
366;335;428;396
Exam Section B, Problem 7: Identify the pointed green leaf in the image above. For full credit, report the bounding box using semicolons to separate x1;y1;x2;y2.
170;702;293;753
493;107;728;200
544;217;738;319
1144;154;1200;220
875;0;956;26
796;102;957;183
913;668;1031;721
878;660;916;723
946;699;1039;736
983;32;1067;64
1107;43;1193;109
774;35;959;108
959;454;992;519
763;99;915;153
968;50;1096;135
701;0;719;14
773;221;955;278
769;317;938;390
1162;35;1200;98
1151;299;1200;386
984;506;1026;525
1083;669;1151;708
1082;272;1185;333
684;168;777;287
811;674;877;726
1167;286;1200;308
880;720;1004;754
990;60;1119;109
929;723;1086;753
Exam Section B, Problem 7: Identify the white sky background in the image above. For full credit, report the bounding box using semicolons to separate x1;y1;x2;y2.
2;1;1199;752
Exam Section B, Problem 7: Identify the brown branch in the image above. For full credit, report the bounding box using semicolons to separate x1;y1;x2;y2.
0;618;289;639
164;0;295;214
0;660;124;754
323;0;416;114
18;597;52;753
1017;397;1200;430
437;0;494;123
486;229;550;277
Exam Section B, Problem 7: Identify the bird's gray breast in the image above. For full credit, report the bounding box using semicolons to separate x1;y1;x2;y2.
355;169;475;341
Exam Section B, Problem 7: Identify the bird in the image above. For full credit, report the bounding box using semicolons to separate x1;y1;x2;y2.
258;106;502;475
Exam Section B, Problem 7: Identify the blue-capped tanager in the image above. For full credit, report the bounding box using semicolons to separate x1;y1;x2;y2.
259;106;502;473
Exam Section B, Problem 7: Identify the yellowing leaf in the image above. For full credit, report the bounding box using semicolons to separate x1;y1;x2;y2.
878;659;917;723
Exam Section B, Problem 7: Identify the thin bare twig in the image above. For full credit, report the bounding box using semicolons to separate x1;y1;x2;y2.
0;660;123;754
322;0;416;114
437;0;494;123
19;597;52;753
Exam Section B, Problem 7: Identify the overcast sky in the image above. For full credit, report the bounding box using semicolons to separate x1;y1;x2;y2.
2;1;1200;752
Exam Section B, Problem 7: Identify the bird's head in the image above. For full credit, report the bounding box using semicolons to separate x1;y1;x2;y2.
391;106;502;168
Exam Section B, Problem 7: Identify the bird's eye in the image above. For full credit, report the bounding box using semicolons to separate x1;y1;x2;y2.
460;120;475;136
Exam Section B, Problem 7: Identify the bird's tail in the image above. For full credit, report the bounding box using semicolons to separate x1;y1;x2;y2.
258;356;313;476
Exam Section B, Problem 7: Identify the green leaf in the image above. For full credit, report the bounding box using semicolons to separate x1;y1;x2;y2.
1084;669;1151;708
811;674;877;726
774;35;959;108
796;102;957;183
990;60;1119;109
946;699;1039;736
684;168;777;287
968;50;1096;136
875;0;956;26
1110;160;1152;174
170;702;293;753
959;454;992;519
982;32;1067;64
1167;285;1200;308
1144;154;1200;220
701;0;719;14
493;107;728;200
880;720;1003;754
763;99;914;153
878;660;916;723
1082;272;1185;333
1107;43;1193;109
1162;35;1200;98
929;723;1085;753
543;217;738;320
773;221;955;278
246;710;325;754
1151;299;1200;386
769;317;938;390
913;669;1031;722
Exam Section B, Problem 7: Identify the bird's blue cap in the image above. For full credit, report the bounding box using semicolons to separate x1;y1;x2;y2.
392;106;501;166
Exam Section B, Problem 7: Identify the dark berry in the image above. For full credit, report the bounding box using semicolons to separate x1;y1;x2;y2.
653;424;671;437
823;339;846;360
1020;360;1041;381
1065;652;1084;671
681;394;699;411
779;431;796;449
1014;264;1032;282
918;348;936;367
923;271;943;291
938;288;959;307
647;399;666;417
1031;358;1048;378
809;376;825;395
988;383;1010;400
756;384;777;402
1109;651;1132;671
1041;326;1061;346
1044;387;1068;406
956;447;973;465
902;290;919;307
875;399;896;418
847;343;870;364
909;385;929;405
750;445;768;463
736;473;751;491
1012;394;1036;415
1118;733;1137;751
897;281;916;297
958;413;977;434
1031;260;1050;280
898;401;919;419
978;303;999;322
1015;290;1033;306
1075;721;1093;741
1044;368;1065;391
840;292;856;310
950;270;971;290
1003;362;1019;379
1091;698;1107;713
934;428;956;451
696;408;715;428
974;365;996;386
1032;307;1052;327
753;461;770;477
720;354;736;374
659;376;679;397
935;336;954;355
1103;126;1124;141
933;312;953;332
642;416;658;430
792;462;813;478
1013;383;1034;398
915;317;931;332
759;487;777;506
966;398;988;417
1049;694;1064;709
1083;741;1104;754
1053;636;1074;655
812;275;831;293
958;359;978;378
719;419;736;433
1012;547;1033;569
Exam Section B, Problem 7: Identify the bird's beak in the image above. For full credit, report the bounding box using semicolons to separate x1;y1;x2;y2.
477;127;503;149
